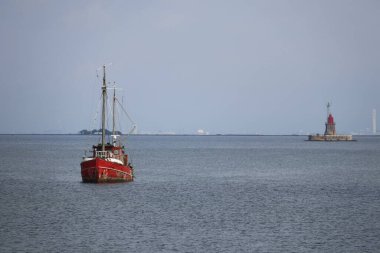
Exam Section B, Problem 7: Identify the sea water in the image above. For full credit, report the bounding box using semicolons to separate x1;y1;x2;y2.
0;135;379;252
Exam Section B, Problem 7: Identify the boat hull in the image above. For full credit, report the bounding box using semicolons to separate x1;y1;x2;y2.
80;157;133;183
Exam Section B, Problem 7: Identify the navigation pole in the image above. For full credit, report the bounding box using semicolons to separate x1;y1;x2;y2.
112;87;116;136
101;65;107;151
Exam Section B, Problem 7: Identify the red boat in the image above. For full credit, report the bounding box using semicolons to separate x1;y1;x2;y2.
81;65;134;183
81;143;134;183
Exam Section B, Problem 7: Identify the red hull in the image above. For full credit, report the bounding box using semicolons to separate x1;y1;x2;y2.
81;157;133;183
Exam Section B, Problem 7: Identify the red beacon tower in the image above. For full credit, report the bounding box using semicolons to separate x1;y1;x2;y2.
308;102;353;141
324;103;336;136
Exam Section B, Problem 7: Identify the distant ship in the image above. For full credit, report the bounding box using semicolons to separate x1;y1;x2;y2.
308;103;354;141
80;66;134;183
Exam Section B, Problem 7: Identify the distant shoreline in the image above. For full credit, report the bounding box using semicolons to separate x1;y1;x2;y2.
0;133;378;137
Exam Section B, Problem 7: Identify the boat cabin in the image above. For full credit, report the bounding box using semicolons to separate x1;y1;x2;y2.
91;143;128;165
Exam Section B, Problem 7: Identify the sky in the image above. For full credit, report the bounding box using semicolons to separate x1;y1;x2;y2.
0;0;379;134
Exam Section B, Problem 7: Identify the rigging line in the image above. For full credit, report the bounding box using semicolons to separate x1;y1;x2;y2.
119;95;126;134
112;98;121;133
90;93;103;131
116;104;123;134
106;94;113;143
114;88;122;134
111;96;134;136
127;125;136;136
96;68;103;83
114;99;133;136
115;98;137;135
115;98;135;125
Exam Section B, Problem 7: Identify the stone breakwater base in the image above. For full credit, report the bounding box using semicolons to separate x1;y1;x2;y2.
308;134;354;141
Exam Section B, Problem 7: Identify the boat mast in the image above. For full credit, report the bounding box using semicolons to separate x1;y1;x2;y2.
101;65;107;151
112;86;116;136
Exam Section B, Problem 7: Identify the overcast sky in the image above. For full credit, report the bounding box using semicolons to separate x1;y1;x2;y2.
0;0;379;134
